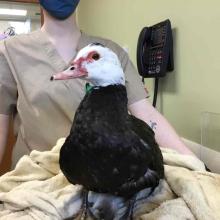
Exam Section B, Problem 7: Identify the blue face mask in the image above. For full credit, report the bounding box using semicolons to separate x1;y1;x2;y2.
40;0;80;20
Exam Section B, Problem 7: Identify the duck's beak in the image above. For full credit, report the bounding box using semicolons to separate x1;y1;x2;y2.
50;63;88;81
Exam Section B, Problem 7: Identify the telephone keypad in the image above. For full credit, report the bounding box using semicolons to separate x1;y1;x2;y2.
148;48;164;74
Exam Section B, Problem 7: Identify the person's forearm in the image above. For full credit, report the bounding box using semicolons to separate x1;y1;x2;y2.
128;99;195;156
145;109;194;155
0;115;10;163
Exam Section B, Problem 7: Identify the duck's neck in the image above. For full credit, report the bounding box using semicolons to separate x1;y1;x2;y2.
85;85;128;116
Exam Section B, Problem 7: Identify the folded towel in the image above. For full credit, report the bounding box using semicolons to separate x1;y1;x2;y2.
0;138;220;220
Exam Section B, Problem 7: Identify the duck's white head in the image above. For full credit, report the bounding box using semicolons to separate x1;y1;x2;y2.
51;43;125;87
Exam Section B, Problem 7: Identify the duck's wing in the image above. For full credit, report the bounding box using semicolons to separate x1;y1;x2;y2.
129;114;164;178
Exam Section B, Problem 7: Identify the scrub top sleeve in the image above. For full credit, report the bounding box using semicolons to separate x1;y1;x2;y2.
120;51;148;106
0;41;17;115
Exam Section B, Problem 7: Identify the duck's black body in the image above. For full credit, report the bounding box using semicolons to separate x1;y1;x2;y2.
59;85;164;197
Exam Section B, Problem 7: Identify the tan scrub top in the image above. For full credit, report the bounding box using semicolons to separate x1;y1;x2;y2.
0;30;148;166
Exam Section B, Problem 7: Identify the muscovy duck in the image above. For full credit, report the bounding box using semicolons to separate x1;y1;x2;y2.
51;43;164;218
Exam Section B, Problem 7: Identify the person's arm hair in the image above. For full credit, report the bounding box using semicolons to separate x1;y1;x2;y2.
128;99;195;156
0;114;10;164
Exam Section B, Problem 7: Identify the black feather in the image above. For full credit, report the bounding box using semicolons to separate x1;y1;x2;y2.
59;85;164;197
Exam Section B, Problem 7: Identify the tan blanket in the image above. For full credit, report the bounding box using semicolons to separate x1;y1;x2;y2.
0;138;220;220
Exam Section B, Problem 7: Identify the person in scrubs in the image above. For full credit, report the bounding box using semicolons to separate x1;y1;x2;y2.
0;0;194;169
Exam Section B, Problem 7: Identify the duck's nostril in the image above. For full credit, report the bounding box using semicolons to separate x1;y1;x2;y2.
70;66;75;70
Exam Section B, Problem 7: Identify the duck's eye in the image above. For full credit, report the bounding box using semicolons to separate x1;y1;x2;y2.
70;66;75;70
92;53;100;60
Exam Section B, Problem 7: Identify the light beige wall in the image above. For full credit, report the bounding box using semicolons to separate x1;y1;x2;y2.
77;0;220;149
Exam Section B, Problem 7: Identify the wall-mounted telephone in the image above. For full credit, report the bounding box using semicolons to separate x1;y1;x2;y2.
137;19;174;78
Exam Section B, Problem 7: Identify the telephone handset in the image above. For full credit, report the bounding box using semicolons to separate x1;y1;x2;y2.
137;19;174;78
